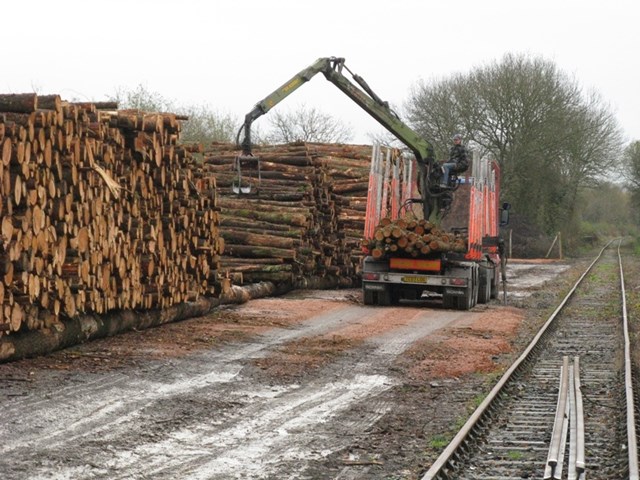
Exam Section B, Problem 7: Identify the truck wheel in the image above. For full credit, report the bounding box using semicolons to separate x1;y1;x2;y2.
477;266;493;304
442;294;456;309
390;286;402;305
472;264;479;307
454;291;472;310
363;288;376;305
456;265;478;310
377;286;392;306
363;285;392;306
490;266;499;299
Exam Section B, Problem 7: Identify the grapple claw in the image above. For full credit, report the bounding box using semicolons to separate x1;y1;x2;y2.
232;154;261;194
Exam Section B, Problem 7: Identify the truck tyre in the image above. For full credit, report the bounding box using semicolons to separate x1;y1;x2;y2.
377;286;392;306
473;264;480;306
478;265;493;304
390;286;402;305
456;264;479;310
490;279;498;299
363;288;375;305
455;290;472;310
490;265;500;299
442;293;456;309
452;284;472;310
363;284;392;306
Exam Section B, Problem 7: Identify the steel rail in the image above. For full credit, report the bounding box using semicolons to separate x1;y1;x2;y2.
560;356;585;480
545;356;570;479
568;360;577;480
618;242;639;480
574;356;585;478
421;241;615;480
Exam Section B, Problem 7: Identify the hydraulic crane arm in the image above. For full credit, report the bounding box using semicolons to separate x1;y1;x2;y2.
237;57;434;165
236;57;333;155
236;57;441;220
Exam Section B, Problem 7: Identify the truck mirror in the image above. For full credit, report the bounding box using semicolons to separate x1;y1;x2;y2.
499;203;511;227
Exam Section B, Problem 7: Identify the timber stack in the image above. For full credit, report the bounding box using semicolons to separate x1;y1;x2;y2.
315;143;373;275
0;93;223;338
363;216;467;259
204;142;373;285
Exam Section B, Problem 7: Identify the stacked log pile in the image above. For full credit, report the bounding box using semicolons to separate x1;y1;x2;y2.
318;143;374;275
0;93;223;337
363;216;467;259
203;142;374;285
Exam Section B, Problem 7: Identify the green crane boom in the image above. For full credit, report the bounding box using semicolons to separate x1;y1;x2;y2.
236;56;441;220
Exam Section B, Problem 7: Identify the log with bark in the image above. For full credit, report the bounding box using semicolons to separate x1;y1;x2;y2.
0;280;282;363
362;216;468;259
0;269;353;363
0;93;38;113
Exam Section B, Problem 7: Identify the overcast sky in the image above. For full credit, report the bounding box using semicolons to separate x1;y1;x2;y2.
3;0;638;144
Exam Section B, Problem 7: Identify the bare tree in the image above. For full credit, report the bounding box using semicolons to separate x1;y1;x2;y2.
406;75;468;159
622;140;640;224
366;128;405;148
622;140;640;188
111;84;174;112
405;53;623;236
178;104;237;145
579;182;634;236
109;84;237;145
263;104;353;144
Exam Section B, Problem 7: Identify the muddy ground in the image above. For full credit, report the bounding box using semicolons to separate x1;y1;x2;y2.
0;257;600;480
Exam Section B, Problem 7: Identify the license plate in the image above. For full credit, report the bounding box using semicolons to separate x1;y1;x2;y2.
402;276;427;284
363;283;386;291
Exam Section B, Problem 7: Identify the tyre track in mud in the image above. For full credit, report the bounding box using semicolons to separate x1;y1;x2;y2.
1;304;365;449
0;299;473;480
106;307;471;480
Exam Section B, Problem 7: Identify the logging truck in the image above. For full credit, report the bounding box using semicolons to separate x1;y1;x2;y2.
361;153;510;310
236;56;509;310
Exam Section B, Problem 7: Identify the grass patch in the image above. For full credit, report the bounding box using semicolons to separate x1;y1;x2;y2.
471;393;486;409
429;435;448;449
507;450;523;460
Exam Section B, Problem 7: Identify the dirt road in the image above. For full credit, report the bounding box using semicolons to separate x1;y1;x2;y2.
0;260;572;479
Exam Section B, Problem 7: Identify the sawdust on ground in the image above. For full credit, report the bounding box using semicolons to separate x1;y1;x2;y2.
11;298;526;388
398;306;523;380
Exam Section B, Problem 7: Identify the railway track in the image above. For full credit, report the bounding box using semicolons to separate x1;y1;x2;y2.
422;241;639;480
